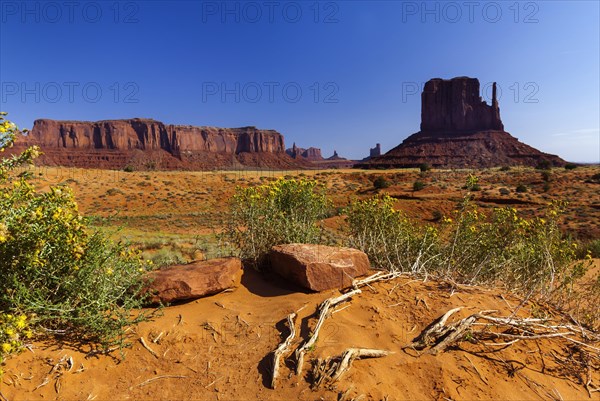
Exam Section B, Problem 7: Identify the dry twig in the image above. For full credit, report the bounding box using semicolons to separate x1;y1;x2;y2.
295;289;361;377
271;312;297;389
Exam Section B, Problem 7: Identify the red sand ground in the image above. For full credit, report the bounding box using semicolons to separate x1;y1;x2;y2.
2;262;599;401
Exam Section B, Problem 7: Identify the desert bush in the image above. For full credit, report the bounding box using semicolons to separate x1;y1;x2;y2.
564;163;577;170
536;160;552;170
221;178;330;269
0;313;31;376
437;198;586;297
541;170;552;182
345;195;438;272
0;113;152;358
463;174;481;191
343;179;588;303
516;184;528;193
373;176;390;189
578;239;600;259
500;166;511;172
418;163;431;172
413;180;426;191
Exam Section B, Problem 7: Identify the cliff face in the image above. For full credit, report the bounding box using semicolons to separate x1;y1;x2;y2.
357;77;565;169
421;77;503;133
17;118;302;170
286;143;324;161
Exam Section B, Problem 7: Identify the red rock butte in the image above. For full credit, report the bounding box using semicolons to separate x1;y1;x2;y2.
357;76;566;169
13;118;309;170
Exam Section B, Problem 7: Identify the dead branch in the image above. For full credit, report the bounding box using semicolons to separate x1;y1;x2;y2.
139;337;159;359
408;307;464;350
271;312;297;389
312;348;391;386
330;348;392;382
130;375;188;389
295;289;361;377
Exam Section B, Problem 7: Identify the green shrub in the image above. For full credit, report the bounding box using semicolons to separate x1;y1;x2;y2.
500;166;511;172
564;163;578;170
413;181;425;191
536;160;552;170
0;113;152;356
0;313;31;376
344;195;437;272
373;176;391;189
221;178;330;270
418;163;431;172
516;184;528;193
541;170;552;182
343;185;588;302
464;174;480;191
437;199;585;296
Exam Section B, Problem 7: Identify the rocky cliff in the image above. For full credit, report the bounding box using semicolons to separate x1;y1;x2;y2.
16;118;306;170
357;77;565;169
286;143;324;161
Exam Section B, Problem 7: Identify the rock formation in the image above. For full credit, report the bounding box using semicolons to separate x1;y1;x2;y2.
369;144;381;158
286;143;324;161
14;118;308;170
357;77;565;169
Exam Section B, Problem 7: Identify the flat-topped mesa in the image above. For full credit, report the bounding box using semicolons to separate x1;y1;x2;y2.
17;118;303;170
421;77;503;133
26;118;285;154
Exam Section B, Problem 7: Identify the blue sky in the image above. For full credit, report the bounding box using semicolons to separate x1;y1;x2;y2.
1;0;599;162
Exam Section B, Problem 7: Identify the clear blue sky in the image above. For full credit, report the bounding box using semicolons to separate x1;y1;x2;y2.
1;0;599;162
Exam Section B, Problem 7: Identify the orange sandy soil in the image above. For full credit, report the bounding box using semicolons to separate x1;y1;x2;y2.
2;262;599;401
22;165;600;239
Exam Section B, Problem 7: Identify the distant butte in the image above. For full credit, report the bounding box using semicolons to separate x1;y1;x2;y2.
356;77;565;169
14;118;309;170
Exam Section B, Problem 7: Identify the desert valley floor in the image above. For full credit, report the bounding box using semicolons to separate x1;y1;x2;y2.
1;165;599;401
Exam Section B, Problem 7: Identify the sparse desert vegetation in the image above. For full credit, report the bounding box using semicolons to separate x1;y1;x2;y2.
1;114;599;400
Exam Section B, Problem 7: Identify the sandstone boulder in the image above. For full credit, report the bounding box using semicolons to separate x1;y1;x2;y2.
144;258;242;304
269;244;370;292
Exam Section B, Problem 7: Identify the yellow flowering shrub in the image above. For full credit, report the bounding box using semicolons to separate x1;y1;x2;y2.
344;181;591;309
345;195;438;272
222;178;331;269
0;313;32;375
0;113;153;354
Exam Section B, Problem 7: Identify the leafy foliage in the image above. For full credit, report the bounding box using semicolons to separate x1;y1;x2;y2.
221;178;331;270
344;177;592;314
345;195;438;273
0;113;152;365
373;176;391;189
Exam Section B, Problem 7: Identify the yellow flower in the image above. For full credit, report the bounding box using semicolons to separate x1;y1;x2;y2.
1;343;11;353
106;268;113;276
15;315;27;330
4;328;14;337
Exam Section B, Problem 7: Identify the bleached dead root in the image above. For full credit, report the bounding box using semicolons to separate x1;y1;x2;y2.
270;312;297;389
406;307;600;394
312;348;392;388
